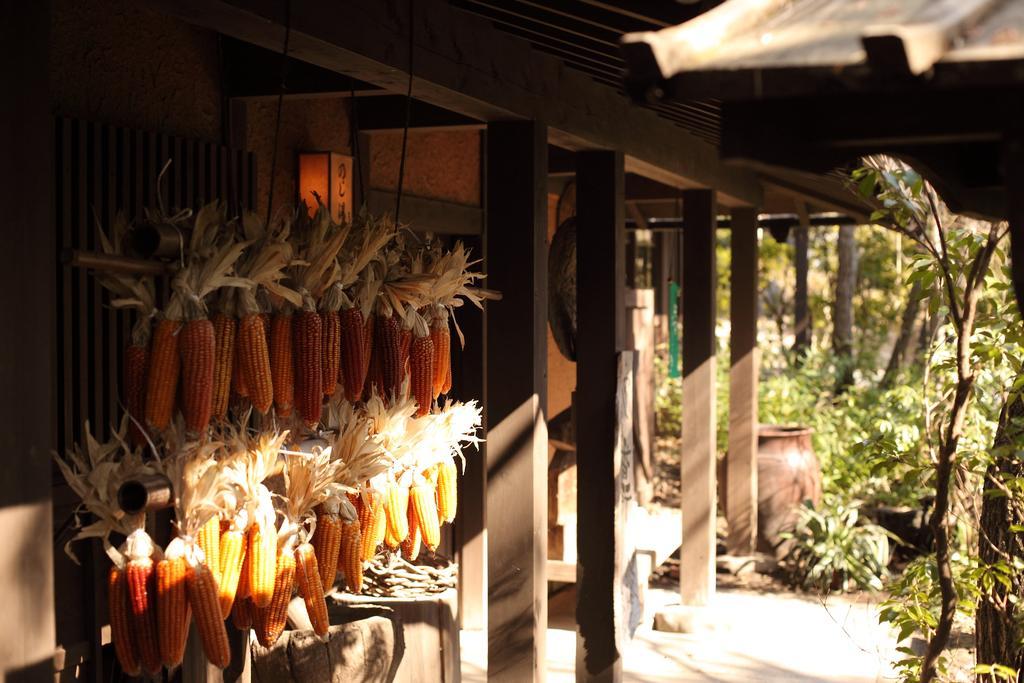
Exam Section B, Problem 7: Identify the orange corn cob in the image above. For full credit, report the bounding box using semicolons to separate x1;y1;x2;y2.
411;483;441;552
410;335;435;417
312;507;342;593
231;596;254;631
431;320;450;399
187;561;231;669
402;500;422;561
211;313;236;421
218;529;246;618
321;310;341;398
108;566;141;677
254;550;296;648
180;318;216;434
360;493;385;561
340;519;364;593
443;357;452;394
270;312;294;417
124;343;148;448
232;328;250;399
339;308;367;402
239;314;274;412
236;532;252;600
376;314;403;397
249;522;277;608
144;317;182;431
157;556;191;668
362;315;375;389
196;516;221;585
295;543;329;636
436;457;459;524
126;557;161;675
293;310;323;427
384;483;410;546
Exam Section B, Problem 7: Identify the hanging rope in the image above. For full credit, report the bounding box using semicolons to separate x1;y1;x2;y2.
394;0;414;223
349;79;365;212
265;0;293;224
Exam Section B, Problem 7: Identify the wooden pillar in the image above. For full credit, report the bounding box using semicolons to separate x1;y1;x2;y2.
0;2;56;679
680;189;717;606
484;121;547;682
793;203;810;354
575;150;626;683
1007;136;1024;318
726;208;759;555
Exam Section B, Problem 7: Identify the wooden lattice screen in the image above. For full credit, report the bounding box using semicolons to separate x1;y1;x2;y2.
52;116;256;682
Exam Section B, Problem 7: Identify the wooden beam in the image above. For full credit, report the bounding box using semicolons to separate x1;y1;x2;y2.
354;96;482;132
0;2;56;679
726;208;759;555
365;190;482;236
484;121;547;682
147;0;762;207
575;150;627;682
679;189;717;606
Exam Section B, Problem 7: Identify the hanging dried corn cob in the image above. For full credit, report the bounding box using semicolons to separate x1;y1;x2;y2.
436;456;459;524
402;499;422;562
408;311;435;417
340;518;364;592
294;309;324;427
186;549;231;668
295;542;329;636
410;480;441;553
312;503;342;593
108;563;142;677
123;529;162;676
196;513;221;586
211;308;237;421
157;538;192;668
383;477;410;548
270;311;295;418
430;312;451;400
231;596;254;631
145;316;183;432
321;286;342;399
218;514;248;618
253;543;295;647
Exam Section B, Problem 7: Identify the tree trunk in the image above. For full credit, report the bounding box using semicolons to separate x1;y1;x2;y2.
793;225;810;357
976;384;1024;679
881;279;923;387
833;224;858;390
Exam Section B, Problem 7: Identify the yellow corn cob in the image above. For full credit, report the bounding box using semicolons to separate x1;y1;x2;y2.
410;334;435;417
108;565;141;677
431;319;450;399
340;519;364;593
293;310;323;427
376;314;403;397
312;507;342;592
360;493;385;561
218;529;246;618
402;500;422;562
186;561;231;669
270;312;294;417
436;457;459;524
144;317;181;431
239;313;273;412
248;522;278;608
295;543;329;636
180;317;217;435
156;556;191;668
231;596;254;631
254;550;296;648
196;516;221;585
211;313;236;421
411;483;441;552
384;483;410;546
126;557;161;675
321;310;341;398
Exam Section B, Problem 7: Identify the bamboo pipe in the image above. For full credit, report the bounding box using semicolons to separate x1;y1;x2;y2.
117;474;174;514
61;249;171;276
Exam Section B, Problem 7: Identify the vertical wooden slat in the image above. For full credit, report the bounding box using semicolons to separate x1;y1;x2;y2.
679;189;718;607
484;120;547;683
575;150;626;683
60;119;74;453
89;122;106;436
726;208;760;555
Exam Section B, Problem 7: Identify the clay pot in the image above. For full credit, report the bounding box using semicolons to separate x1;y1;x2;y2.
719;425;822;556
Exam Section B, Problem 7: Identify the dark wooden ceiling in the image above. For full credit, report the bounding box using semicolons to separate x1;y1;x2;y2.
448;0;725;146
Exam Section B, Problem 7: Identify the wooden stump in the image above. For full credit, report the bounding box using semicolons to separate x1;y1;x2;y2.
250;605;403;683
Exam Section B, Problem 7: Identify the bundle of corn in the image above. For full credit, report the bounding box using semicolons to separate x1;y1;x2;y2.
233;217;302;415
159;431;242;669
288;207;350;428
54;421;159;677
92;215;159;448
422;241;487;401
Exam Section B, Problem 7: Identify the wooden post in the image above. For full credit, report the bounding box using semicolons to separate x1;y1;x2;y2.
0;2;56;679
484;121;548;682
793;202;811;354
680;189;717;606
726;208;759;555
575;150;626;682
